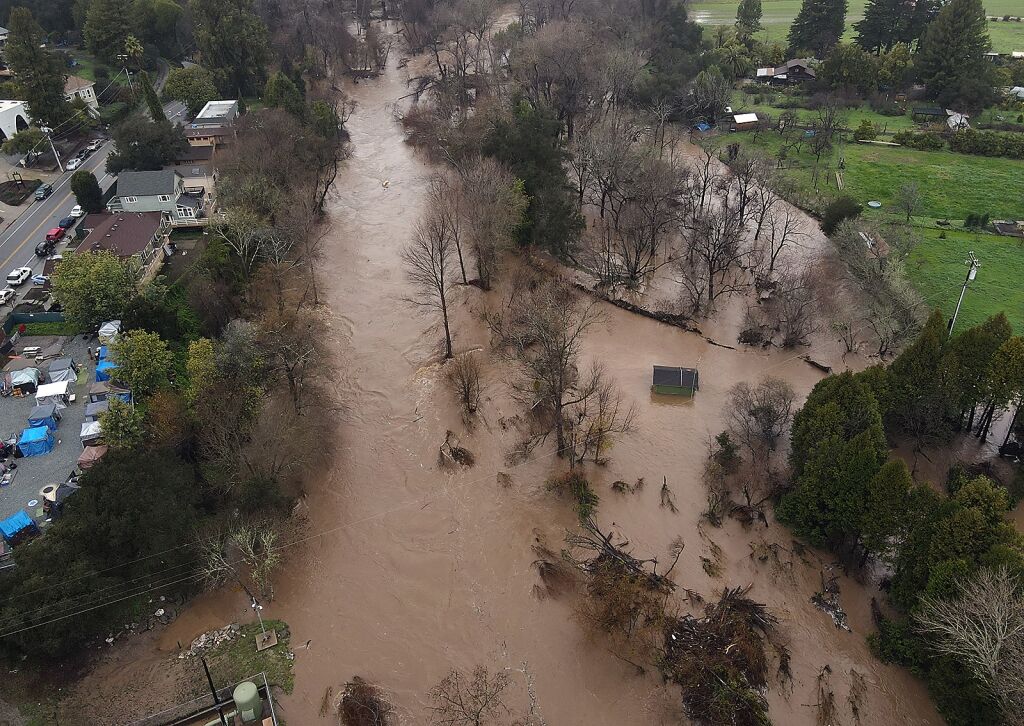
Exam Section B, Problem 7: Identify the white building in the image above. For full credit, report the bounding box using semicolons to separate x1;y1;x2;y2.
64;75;99;113
0;100;31;141
193;99;239;127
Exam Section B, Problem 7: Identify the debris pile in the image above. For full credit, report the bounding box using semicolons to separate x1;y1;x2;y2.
179;623;241;659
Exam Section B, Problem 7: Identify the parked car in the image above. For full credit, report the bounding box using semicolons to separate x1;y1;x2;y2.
31;274;49;286
57;216;75;229
65;157;82;171
34;184;52;201
0;289;14;305
45;227;66;242
35;239;54;256
69;205;85;218
87;140;103;152
6;267;32;286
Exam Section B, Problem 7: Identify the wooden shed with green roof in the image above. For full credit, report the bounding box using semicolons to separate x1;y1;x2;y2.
652;366;699;397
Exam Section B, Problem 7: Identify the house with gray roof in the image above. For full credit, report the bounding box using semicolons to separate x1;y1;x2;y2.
107;170;208;226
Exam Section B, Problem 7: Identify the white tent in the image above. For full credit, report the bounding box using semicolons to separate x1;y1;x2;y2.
80;420;103;445
98;320;122;344
35;380;73;409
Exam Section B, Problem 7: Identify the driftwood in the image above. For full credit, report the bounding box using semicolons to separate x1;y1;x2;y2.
801;355;832;374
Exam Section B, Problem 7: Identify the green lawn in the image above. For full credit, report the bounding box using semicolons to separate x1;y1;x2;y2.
690;0;1024;51
731;130;1024;221
907;227;1024;332
731;90;918;134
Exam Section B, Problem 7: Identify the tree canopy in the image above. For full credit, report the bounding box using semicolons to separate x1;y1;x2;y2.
106;117;188;173
111;329;174;395
84;0;135;65
163;66;220;116
190;0;271;96
787;0;848;56
70;170;105;214
5;8;74;126
916;0;992;108
51;251;136;330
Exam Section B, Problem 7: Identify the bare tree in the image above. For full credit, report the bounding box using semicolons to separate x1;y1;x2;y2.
429;666;511;726
677;202;748;314
259;305;328;412
772;266;819;347
457;157;528;289
561;363;636;468
726;377;796;457
916;566;1024;722
751;206;804;284
489;276;600;455
447;352;482;414
403;207;459;358
896;181;922;224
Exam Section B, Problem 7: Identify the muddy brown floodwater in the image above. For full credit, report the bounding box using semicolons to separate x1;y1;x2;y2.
80;49;945;725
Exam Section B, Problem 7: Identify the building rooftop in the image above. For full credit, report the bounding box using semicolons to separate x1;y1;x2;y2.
185;126;231;138
170;145;214;163
0;100;26;112
64;75;94;94
196;99;238;120
115;170;180;198
80;212;163;258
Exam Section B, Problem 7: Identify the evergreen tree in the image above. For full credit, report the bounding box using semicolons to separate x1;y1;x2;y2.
70;170;104;213
944;313;1012;430
787;0;848;56
105;116;187;173
854;0;939;53
860;459;916;564
483;100;584;259
140;71;166;124
163;66;219;117
735;0;763;41
191;0;271;97
84;0;134;65
885;309;953;449
916;0;991;106
263;71;305;118
4;8;74;126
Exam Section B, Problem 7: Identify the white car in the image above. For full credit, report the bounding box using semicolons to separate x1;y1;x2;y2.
0;288;14;305
65;157;82;171
69;205;85;218
6;267;32;286
87;140;103;152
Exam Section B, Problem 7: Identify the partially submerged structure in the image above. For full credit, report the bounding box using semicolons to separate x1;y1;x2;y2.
652;366;700;397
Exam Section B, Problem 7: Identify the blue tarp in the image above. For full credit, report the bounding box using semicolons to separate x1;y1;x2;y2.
28;403;58;431
28;413;58;431
0;510;35;542
694;122;711;132
95;360;117;382
18;425;54;457
98;345;109;360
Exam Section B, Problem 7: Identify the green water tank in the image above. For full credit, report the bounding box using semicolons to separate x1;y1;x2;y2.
232;681;261;723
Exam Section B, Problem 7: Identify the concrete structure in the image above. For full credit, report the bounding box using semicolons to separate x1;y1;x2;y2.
64;75;99;113
107;170;208;225
0;100;31;141
193;99;239;127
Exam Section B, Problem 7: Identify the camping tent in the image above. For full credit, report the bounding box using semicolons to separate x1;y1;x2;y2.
88;380;130;403
48;356;79;383
10;367;41;393
0;510;37;544
98;320;121;344
27;403;59;431
35;380;72;409
77;444;108;469
84;400;108;422
18;425;54;457
94;360;117;382
80;420;103;446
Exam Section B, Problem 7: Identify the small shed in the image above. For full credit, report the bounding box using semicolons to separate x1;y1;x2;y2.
18;425;54;457
731;113;760;131
652;366;700;397
88;380;130;403
28;402;60;431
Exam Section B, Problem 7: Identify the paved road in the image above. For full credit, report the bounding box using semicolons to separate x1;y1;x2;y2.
0;99;188;307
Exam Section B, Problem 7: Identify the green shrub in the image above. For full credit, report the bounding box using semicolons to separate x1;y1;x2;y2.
893;130;946;151
99;101;130;125
821;195;863;235
949;129;1024;159
853;119;877;141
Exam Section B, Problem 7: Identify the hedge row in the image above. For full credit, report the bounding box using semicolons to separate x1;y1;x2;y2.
949;129;1024;159
892;130;945;150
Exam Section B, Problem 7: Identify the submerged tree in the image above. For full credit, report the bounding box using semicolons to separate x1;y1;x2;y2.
403;206;459;358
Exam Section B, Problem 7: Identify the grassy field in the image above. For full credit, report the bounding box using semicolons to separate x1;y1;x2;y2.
907;227;1024;332
690;0;1024;52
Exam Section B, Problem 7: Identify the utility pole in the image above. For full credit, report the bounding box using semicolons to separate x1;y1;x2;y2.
948;251;979;337
41;128;63;173
116;54;135;97
200;656;230;726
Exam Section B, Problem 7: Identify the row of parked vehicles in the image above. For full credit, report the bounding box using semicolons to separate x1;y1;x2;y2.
31;139;105;203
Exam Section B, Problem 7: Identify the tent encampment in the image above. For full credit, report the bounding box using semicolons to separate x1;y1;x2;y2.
95;360;117;382
35;380;73;409
98;320;121;344
0;510;37;544
27;402;59;431
77;444;108;469
84;400;108;422
18;425;54;457
48;357;79;384
80;420;103;446
88;380;130;404
10;367;41;393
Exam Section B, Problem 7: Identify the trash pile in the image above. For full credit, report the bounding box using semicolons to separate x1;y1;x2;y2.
811;571;851;631
179;623;241;659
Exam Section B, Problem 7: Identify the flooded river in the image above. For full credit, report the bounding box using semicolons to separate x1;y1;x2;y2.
68;46;944;725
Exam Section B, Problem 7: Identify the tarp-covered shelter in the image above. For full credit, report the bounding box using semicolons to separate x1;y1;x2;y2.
0;510;37;544
18;425;54;457
27;402;60;431
98;346;109;360
94;360;117;382
77;444;108;469
80;420;103;446
42;481;80;517
35;380;72;409
98;320;121;344
2;357;40;373
651;366;700;397
48;356;79;383
88;380;131;403
84;400;108;421
10;367;41;393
